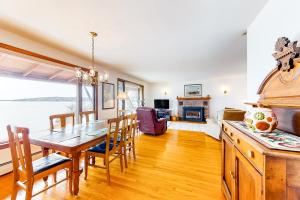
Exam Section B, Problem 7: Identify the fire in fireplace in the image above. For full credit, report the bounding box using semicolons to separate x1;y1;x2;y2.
186;111;201;119
183;106;205;122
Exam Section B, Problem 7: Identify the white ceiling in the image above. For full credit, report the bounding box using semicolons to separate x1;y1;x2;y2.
0;0;268;83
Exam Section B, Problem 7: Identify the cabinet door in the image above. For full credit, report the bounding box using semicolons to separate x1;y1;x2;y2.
221;133;235;199
235;149;263;200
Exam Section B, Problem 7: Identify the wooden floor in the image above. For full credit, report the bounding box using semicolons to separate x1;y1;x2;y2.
0;129;225;200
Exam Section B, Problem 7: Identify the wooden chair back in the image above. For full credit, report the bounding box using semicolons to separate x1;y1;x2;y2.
80;110;96;124
49;113;75;130
7;126;33;177
130;114;138;138
121;114;136;141
106;117;121;153
120;115;129;141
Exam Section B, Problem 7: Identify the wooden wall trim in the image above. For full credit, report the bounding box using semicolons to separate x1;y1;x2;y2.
0;42;89;72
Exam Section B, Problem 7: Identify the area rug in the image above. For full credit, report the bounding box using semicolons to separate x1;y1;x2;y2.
167;119;221;140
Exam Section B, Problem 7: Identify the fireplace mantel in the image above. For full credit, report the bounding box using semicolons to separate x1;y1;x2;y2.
176;96;211;101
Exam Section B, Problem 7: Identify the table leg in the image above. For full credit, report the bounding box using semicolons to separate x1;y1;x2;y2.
42;147;49;182
72;152;81;195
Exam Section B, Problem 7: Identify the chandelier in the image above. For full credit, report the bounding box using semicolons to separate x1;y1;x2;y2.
75;32;109;85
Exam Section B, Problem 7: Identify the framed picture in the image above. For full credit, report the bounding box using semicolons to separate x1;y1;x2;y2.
102;82;115;109
184;84;202;97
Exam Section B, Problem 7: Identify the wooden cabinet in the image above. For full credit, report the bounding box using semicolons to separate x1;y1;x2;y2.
221;121;300;200
235;149;262;200
221;134;235;199
222;133;262;200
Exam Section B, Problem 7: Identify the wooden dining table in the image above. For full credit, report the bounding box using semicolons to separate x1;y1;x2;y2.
29;120;109;195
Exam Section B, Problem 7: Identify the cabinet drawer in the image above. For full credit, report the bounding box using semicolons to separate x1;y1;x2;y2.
222;122;264;173
234;134;264;173
223;124;235;141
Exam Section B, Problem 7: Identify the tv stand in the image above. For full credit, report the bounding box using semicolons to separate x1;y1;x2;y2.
156;109;171;121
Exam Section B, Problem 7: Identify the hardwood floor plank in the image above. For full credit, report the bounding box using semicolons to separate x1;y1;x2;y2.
0;129;225;200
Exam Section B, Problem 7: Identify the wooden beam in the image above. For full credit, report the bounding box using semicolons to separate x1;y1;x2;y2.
22;64;40;77
0;42;89;72
48;70;64;80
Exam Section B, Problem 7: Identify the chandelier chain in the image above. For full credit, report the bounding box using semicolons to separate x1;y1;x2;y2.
92;34;95;68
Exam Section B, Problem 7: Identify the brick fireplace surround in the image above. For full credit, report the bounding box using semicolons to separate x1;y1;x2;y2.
177;96;211;122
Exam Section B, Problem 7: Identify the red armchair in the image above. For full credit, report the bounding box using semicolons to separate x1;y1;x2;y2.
136;107;167;135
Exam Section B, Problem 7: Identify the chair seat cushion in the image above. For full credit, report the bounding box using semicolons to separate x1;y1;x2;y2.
88;141;114;153
32;153;71;174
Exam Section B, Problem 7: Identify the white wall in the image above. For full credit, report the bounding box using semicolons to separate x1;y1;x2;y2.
0;28;150;120
149;73;247;119
247;0;300;101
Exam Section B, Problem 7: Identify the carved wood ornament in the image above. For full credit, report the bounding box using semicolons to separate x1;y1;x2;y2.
273;37;300;72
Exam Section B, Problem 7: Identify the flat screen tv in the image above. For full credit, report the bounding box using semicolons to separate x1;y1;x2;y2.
154;99;169;109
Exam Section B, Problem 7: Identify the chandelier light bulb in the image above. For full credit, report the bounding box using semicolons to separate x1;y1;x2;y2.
89;68;96;77
75;68;82;78
83;72;89;80
104;72;109;81
99;74;104;82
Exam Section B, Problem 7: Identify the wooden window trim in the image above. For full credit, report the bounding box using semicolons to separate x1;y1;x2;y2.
0;43;89;72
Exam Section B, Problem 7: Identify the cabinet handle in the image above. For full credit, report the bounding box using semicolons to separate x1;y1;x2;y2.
236;138;240;144
224;127;228;132
230;132;233;137
229;171;235;179
247;150;255;158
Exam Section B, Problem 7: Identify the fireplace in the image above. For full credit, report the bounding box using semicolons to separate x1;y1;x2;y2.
183;106;205;122
177;96;210;121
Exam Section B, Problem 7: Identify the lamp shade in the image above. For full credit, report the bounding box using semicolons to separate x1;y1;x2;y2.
117;92;128;100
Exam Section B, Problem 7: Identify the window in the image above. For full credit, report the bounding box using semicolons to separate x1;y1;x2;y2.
117;79;144;115
125;82;143;109
117;80;125;112
81;84;95;121
0;76;76;143
82;84;94;111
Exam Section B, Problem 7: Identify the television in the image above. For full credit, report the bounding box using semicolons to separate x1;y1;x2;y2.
154;99;169;109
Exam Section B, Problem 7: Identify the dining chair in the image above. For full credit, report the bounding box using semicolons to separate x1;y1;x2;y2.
49;113;75;130
84;117;123;184
7;125;73;200
121;114;137;168
49;113;75;179
80;110;96;124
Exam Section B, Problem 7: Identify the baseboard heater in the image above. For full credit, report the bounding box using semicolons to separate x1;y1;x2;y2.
0;146;42;176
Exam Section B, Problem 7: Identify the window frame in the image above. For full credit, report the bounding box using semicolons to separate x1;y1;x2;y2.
117;78;144;116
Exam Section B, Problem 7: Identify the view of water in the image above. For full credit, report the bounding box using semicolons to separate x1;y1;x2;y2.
0;76;95;143
0;101;76;142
